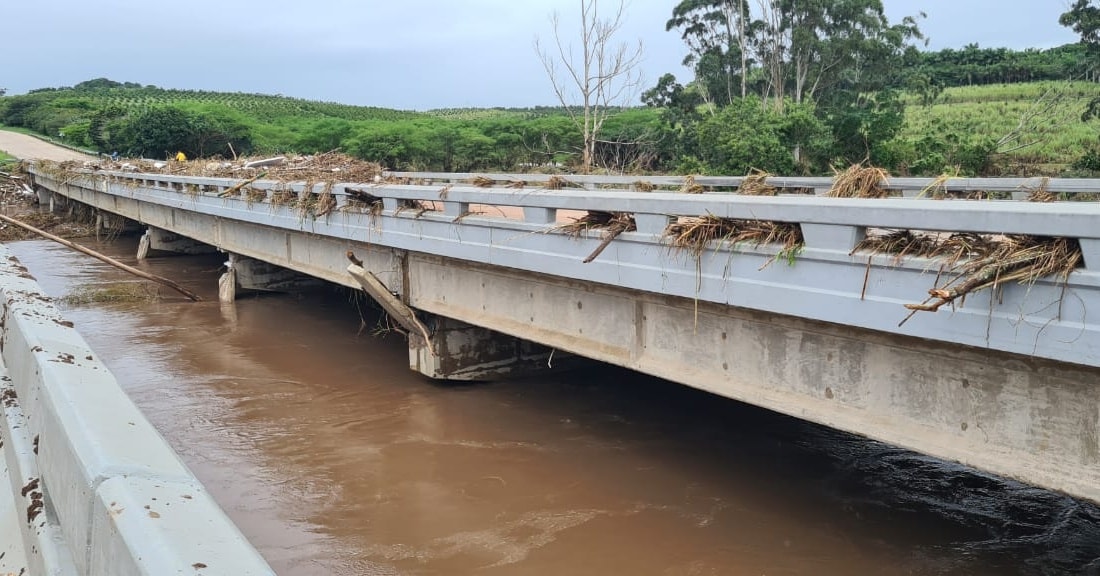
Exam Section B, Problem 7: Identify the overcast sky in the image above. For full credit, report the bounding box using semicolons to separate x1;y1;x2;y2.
3;1;1082;110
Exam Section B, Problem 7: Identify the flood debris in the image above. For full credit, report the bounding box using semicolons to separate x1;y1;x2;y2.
900;236;1081;320
827;164;891;198
665;215;803;265
0;214;201;301
61;282;160;305
554;211;638;264
44;151;385;185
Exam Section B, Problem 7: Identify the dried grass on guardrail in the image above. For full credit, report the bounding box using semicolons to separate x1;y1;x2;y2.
827;164;891;198
555;211;638;264
854;229;1082;322
665;216;803;265
737;170;777;196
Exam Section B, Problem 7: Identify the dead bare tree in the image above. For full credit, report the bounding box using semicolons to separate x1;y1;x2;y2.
995;82;1081;155
536;0;644;173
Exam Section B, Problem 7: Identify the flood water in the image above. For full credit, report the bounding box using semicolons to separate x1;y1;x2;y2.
8;236;1100;576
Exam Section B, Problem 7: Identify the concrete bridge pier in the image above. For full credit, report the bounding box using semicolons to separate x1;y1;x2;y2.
35;185;50;207
136;226;217;260
46;191;68;213
218;253;325;303
409;315;569;381
95;211;141;238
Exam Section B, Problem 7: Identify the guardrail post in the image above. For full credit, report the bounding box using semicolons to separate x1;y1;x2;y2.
523;207;557;225
383;198;400;212
634;214;670;235
1082;239;1100;271
801;223;866;252
443;201;469;218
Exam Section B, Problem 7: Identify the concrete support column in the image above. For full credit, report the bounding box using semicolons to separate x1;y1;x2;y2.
136;231;151;261
409;315;574;381
218;254;237;304
219;253;323;303
234;256;324;293
143;227;217;256
35;186;50;206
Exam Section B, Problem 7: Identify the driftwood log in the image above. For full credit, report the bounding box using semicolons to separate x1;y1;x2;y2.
0;214;202;301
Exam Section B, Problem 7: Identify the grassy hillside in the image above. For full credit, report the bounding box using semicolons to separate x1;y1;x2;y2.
36;86;425;123
900;82;1100;172
3;79;1099;175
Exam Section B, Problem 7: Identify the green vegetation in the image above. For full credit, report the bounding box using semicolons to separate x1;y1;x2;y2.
1;1;1099;177
60;282;160;305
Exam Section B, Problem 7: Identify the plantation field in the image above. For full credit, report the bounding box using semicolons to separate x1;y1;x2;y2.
42;87;427;122
900;81;1100;170
4;78;1099;175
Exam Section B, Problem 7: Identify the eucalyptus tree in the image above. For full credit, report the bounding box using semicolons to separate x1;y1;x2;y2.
665;0;923;111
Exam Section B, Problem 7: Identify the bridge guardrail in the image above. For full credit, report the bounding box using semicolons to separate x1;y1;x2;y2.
89;169;1100;269
30;167;1100;369
0;245;273;575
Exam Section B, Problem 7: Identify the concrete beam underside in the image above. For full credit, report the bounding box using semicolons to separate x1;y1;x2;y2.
407;255;1100;503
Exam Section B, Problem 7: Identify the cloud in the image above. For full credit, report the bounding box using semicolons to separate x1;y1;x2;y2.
1;1;1079;109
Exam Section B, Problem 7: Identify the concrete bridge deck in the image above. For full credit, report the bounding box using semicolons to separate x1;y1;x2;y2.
27;165;1100;505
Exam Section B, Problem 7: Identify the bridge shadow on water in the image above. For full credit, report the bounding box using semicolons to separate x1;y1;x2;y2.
516;362;1100;575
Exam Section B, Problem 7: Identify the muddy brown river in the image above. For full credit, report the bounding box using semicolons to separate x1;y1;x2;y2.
8;236;1100;576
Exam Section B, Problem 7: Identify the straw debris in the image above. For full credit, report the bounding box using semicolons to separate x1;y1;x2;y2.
545;176;570;190
60;282;160;305
680;175;705;194
904;236;1081;317
737;170;776;196
827;164;890;198
555;211;638;263
665;215;803;262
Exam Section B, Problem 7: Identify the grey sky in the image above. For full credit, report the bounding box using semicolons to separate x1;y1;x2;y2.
4;1;1082;110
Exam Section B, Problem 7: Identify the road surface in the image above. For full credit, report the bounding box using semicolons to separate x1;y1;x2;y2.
0;130;95;162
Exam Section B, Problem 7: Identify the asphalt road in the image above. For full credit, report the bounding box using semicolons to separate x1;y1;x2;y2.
0;130;95;162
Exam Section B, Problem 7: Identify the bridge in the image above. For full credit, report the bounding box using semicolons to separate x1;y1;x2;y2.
23;164;1100;514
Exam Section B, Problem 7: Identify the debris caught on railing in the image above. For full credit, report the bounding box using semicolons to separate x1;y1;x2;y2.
826;164;891;198
554;211;638;264
737;170;777;196
47;151;386;184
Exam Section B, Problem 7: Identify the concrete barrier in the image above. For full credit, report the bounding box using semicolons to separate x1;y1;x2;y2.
0;245;273;575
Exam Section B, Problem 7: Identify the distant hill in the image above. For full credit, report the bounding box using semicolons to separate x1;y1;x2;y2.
2;77;1098;176
18;82;424;123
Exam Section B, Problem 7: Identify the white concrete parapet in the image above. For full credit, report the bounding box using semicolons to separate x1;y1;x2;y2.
0;245;273;576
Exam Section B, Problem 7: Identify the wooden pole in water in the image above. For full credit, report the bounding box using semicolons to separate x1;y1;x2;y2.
0;214;203;302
